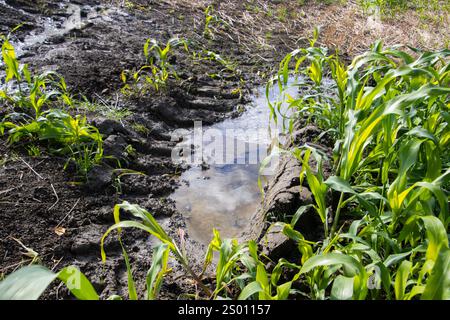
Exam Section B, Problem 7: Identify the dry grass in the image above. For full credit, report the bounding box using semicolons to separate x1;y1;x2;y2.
164;0;449;57
311;1;449;54
112;0;449;68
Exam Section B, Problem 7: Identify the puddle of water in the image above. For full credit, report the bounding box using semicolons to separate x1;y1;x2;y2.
9;3;79;57
8;2;127;57
169;80;299;245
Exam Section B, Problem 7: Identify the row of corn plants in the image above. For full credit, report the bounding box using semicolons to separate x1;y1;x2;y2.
0;36;104;179
265;30;449;299
0;32;448;300
120;36;241;95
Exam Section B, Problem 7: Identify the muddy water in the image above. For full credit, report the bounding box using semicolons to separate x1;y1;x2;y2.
7;2;127;57
170;81;298;245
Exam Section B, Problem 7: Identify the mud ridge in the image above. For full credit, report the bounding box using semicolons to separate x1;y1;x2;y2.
241;122;334;262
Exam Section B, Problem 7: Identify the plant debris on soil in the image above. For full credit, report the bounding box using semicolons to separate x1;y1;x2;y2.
0;0;448;299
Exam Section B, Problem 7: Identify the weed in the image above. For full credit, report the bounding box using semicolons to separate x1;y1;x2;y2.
130;123;150;136
276;6;289;23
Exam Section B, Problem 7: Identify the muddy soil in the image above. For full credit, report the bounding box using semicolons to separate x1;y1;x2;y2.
240;121;335;262
0;0;300;299
1;0;446;300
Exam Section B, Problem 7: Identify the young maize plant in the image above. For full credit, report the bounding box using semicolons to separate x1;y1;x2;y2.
0;202;295;300
120;37;240;95
266;30;450;300
0;38;103;179
121;37;188;94
203;5;227;40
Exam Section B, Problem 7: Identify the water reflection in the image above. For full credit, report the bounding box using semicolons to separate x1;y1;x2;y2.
169;80;298;245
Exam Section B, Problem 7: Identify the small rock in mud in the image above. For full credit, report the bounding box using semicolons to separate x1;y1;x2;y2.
85;165;114;192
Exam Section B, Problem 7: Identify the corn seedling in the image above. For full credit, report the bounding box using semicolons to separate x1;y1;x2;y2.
0;202;304;300
101;202;213;299
1;30;449;301
0;38;104;179
203;5;226;40
112;169;145;195
121;37;188;94
122;38;242;94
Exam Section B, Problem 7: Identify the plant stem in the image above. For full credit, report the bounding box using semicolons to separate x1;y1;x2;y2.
172;245;212;297
182;262;212;297
331;192;344;236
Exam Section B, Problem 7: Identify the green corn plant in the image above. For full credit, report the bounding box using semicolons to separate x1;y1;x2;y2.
143;37;188;78
0;38;104;178
268;29;348;138
267;29;450;300
0;265;99;300
0;204;303;300
0;202;197;300
206;231;301;300
121;37;241;95
237;259;298;300
0;246;170;301
203;5;215;39
203;5;225;40
1;38;72;115
292;146;330;237
122;37;188;94
1;37;23;97
103;204;299;300
101;201;212;299
146;243;171;300
203;228;249;298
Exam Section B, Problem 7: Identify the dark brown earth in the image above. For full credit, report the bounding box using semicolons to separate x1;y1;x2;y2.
0;0;298;299
1;0;447;300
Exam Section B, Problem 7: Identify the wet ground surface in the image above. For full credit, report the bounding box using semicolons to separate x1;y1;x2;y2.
0;0;447;299
169;80;300;245
0;0;294;299
169;90;269;244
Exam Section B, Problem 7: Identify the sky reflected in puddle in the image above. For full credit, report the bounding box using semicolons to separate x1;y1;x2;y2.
169;80;299;245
